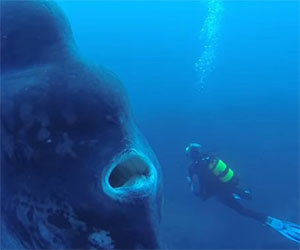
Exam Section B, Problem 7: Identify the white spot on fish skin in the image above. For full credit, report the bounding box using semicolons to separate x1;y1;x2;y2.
88;230;114;249
38;222;53;243
55;133;76;158
14;192;87;248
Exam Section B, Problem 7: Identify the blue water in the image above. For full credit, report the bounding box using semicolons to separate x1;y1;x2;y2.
58;1;299;248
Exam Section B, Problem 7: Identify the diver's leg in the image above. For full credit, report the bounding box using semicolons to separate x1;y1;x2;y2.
225;178;252;200
219;195;267;224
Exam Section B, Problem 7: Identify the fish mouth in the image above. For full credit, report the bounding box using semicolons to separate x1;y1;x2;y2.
103;149;158;200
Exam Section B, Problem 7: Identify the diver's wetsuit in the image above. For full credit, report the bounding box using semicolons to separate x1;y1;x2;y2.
188;153;267;224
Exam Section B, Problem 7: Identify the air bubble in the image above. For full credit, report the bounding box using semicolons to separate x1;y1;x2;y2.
195;0;223;91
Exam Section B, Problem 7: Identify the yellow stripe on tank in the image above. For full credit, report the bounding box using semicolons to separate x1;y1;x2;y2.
219;168;234;183
212;160;227;176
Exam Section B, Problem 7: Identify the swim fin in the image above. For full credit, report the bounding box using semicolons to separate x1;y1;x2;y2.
266;216;300;244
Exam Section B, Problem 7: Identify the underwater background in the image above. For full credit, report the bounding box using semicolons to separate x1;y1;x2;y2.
58;1;299;249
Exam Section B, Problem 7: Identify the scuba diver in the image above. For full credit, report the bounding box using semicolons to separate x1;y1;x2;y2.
185;143;300;244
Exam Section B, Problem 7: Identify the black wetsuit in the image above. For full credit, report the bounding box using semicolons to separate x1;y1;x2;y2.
188;153;267;224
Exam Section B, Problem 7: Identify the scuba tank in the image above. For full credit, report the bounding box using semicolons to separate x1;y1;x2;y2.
208;157;234;183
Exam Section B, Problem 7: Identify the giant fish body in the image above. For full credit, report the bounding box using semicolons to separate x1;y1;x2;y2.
1;0;162;249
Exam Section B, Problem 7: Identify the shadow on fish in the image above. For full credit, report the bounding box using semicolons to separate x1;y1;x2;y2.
1;0;163;249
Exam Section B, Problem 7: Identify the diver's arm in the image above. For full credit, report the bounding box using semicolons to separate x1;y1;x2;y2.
187;174;202;196
187;176;192;186
187;164;194;190
187;163;208;198
186;175;195;192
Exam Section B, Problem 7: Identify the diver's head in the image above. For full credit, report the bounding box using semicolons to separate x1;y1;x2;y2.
185;143;202;160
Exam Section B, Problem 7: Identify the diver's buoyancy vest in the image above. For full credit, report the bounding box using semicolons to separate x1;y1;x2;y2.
208;158;234;183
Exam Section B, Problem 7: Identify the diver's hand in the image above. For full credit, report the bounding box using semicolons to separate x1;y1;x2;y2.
187;176;192;184
187;176;194;192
